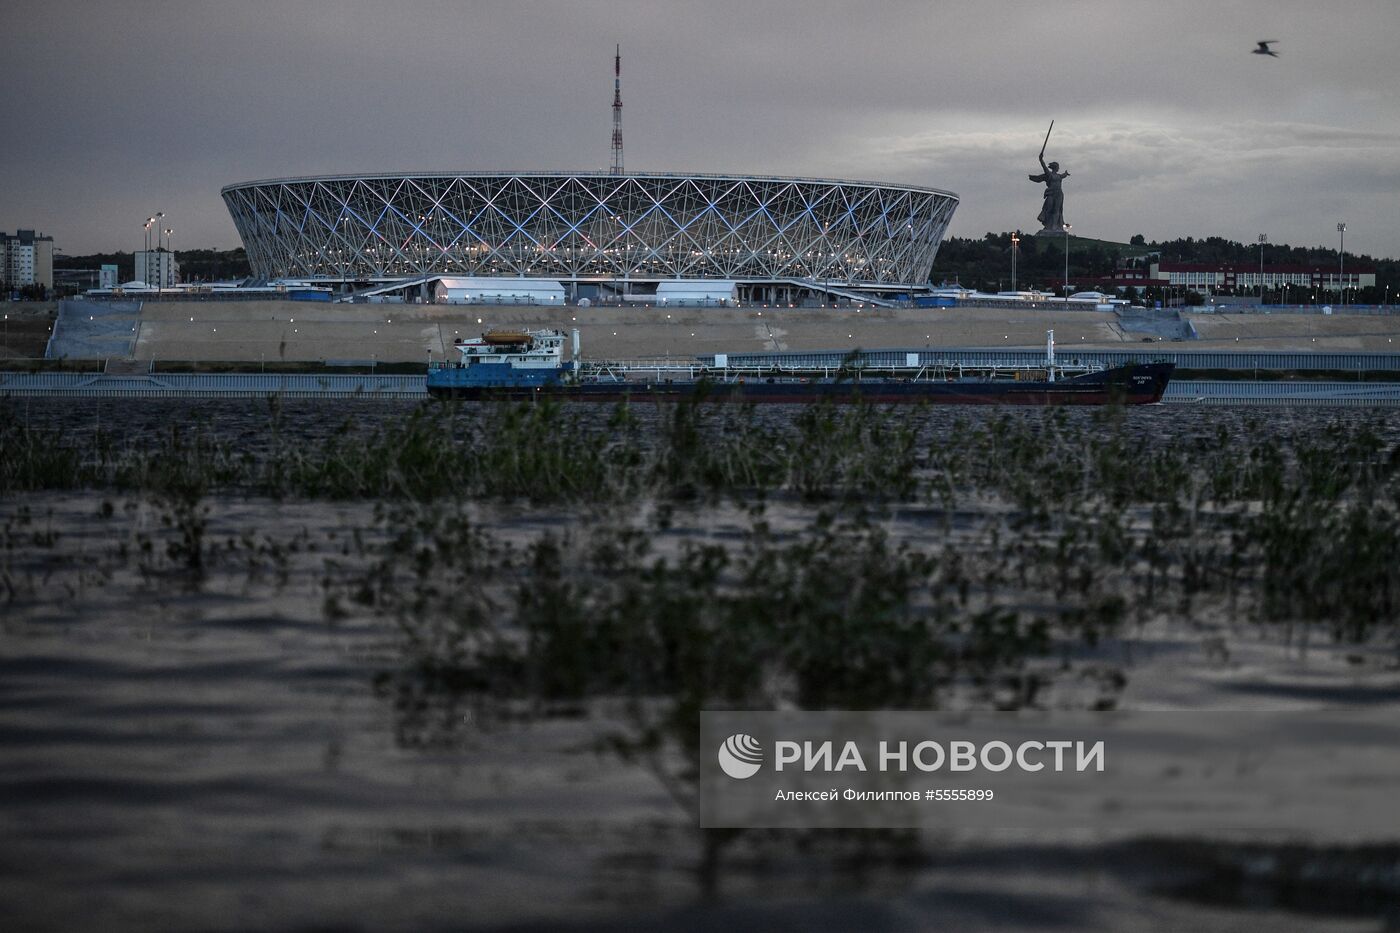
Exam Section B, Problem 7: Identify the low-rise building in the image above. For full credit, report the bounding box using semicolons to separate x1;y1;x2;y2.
134;249;180;288
1111;260;1375;296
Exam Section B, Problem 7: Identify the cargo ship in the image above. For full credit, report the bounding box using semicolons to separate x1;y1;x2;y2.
426;329;1173;405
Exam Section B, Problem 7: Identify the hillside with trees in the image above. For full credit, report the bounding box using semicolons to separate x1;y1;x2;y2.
933;233;1397;304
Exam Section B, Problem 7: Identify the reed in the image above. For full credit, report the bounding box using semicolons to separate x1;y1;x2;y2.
6;400;1400;648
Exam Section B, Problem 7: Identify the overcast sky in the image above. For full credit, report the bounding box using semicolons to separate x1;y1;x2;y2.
3;0;1397;260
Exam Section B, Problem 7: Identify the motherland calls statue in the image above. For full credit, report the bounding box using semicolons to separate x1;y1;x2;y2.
1028;121;1070;234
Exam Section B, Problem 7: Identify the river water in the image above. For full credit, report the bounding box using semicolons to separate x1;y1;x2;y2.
2;399;1397;932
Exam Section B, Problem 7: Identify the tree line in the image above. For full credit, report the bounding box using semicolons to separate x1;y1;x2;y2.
933;232;1398;304
56;236;1398;305
61;248;252;283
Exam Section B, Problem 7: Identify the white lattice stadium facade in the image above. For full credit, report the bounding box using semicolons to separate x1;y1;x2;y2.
221;172;958;295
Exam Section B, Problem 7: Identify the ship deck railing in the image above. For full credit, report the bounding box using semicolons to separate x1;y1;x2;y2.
573;357;1108;383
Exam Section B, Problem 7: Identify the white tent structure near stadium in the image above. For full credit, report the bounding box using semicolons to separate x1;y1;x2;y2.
433;277;566;305
655;280;737;306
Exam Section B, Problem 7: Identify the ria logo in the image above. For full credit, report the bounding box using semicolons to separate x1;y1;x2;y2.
718;733;764;779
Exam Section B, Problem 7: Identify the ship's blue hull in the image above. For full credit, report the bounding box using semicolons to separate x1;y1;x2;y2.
427;363;1174;405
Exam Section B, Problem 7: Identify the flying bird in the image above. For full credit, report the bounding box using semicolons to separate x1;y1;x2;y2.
1253;40;1279;57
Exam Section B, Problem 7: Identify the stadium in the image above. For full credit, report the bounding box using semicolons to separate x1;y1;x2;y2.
220;172;959;305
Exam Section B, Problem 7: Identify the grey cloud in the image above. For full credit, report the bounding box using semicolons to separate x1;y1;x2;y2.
2;0;1396;258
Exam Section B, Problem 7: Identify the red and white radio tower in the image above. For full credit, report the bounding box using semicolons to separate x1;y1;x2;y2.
610;44;624;175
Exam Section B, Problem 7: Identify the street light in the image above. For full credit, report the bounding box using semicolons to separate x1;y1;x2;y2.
1337;222;1346;305
156;213;167;288
142;217;155;283
1257;234;1267;304
1063;225;1072;302
1010;231;1020;293
163;228;174;287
